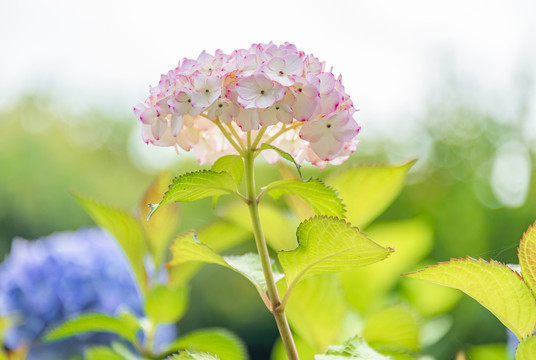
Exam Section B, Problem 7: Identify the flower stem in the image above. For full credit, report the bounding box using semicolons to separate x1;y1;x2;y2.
243;144;299;360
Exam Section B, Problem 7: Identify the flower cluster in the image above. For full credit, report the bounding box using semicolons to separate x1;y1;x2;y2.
134;42;360;167
0;228;144;359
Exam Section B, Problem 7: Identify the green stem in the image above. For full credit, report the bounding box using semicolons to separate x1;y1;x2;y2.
243;144;300;360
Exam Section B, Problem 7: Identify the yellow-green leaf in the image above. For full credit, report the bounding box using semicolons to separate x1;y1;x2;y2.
85;346;124;360
145;285;188;324
139;172;180;269
168;232;283;295
262;178;345;218
165;328;247;360
516;335;536;360
279;216;393;294
363;305;421;353
75;194;147;294
211;155;244;185
259;143;302;177
519;221;536;297
168;351;221;360
270;335;317;360
314;336;392;360
404;257;536;340
327;161;415;228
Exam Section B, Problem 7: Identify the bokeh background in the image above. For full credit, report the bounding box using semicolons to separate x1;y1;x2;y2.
2;0;536;359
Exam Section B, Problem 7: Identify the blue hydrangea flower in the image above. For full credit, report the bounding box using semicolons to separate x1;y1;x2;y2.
0;227;145;358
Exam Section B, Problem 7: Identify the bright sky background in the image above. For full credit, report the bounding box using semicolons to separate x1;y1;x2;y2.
1;0;535;135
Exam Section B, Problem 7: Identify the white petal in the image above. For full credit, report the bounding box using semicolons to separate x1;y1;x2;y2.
170;115;183;136
259;108;279;126
151;119;167;140
140;107;158;124
236;76;261;100
236;108;260;131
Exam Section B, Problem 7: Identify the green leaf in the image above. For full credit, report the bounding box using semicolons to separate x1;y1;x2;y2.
404;257;536;340
280;275;346;352
211;155;244;185
168;351;220;360
0;351;6;360
168;232;283;295
222;202;298;251
259;143;302;177
44;313;140;344
363;305;421;353
85;346;124;360
145;284;188;324
165;328;247;360
262;178;345;218
339;219;434;313
467;344;511;360
75;194;147;295
139;172;181;269
327;161;415;228
148;171;239;219
314;336;392;360
0;317;9;342
167;220;251;287
519;221;536;297
516;335;536;360
270;335;317;360
279;216;393;294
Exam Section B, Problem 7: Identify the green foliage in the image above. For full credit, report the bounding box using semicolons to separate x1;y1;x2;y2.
145;285;189;324
327;161;415;228
148;170;240;218
314;336;392;360
279;216;393;295
75;194;148;294
259;143;302;177
165;328;247;360
211;155;245;185
168;351;221;360
519;223;536;297
270;336;317;360
44;313;140;344
262;178;345;218
84;346;124;360
466;344;512;360
516;335;536;360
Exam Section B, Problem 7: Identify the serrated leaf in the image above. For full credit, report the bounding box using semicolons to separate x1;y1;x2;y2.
168;232;282;296
314;336;392;360
404;257;536;340
148;171;239;218
260;143;302;177
168;351;221;360
327;161;415;228
139;172;181;269
519;221;536;297
280;275;346;351
165;328;247;360
211;155;244;185
44;313;140;344
363;305;421;353
516;335;536;360
145;284;188;324
75;194;147;294
222;202;298;251
262;178;345;218
279;216;393;293
85;346;124;360
167;220;251;287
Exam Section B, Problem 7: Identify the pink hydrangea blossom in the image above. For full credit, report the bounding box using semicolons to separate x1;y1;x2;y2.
134;42;361;168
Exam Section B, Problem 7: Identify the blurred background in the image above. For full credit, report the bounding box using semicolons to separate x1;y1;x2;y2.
1;0;536;359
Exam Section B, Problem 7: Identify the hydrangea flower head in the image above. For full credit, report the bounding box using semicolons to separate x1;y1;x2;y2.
0;228;144;358
134;42;361;167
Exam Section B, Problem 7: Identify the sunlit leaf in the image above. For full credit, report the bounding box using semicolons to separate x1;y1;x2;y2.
145;284;188;324
148;171;239;218
363;305;421;353
467;344;511;360
401;275;462;318
165;328;247;360
404;257;536;340
270;335;317;360
168;232;283;295
280;275;346;352
211;155;244;185
277;163;315;221
339;219;434;313
314;336;392;359
260;143;302;177
516;335;536;360
44;313;140;344
167;220;251;287
327;161;415;228
75;194;147;294
139;172;180;268
85;346;124;360
262;178;345;218
168;351;221;360
519;221;536;297
222;202;298;251
279;216;393;294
